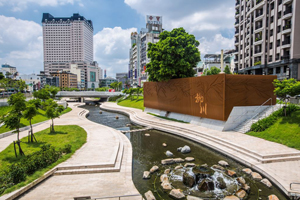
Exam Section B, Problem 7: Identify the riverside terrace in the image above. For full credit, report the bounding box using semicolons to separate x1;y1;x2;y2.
56;91;124;102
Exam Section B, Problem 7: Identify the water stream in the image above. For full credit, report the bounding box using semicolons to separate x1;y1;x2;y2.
82;105;289;200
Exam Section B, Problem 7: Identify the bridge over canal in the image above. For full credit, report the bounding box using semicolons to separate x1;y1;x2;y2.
56;91;124;102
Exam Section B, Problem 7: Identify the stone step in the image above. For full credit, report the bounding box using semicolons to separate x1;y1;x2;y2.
54;167;120;175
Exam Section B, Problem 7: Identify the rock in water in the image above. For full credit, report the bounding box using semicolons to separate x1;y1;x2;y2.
126;124;131;127
251;172;262;180
227;170;236;177
181;145;191;153
237;177;246;185
261;178;272;187
161;158;175;165
183;170;196;187
242;168;252;174
145;190;156;200
161;181;172;190
177;147;182;152
174;158;185;163
166;150;174;157
198;179;215;191
216;177;226;189
268;195;279;200
162;143;167;147
218;160;229;167
187;196;204;200
164;169;171;174
184;163;196;168
143;171;150;179
223;196;240;200
185;157;195;162
236;189;247;199
145;133;150;136
242;184;250;193
160;174;169;182
169;189;185;200
192;165;214;181
175;165;183;170
212;165;225;171
150;166;159;173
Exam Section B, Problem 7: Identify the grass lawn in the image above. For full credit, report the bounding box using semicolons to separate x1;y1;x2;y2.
0;125;86;195
117;96;145;110
247;110;300;150
0;107;72;134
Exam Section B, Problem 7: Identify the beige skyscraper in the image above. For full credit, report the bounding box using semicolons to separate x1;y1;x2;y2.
234;0;300;80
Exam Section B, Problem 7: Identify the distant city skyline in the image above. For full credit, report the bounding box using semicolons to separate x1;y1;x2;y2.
0;0;235;77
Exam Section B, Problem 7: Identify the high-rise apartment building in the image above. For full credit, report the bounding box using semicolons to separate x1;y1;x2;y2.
129;15;163;87
234;0;300;80
42;13;100;89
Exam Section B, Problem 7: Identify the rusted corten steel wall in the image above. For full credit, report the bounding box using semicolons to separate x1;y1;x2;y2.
144;74;277;121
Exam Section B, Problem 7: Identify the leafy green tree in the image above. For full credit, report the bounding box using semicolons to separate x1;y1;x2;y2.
23;102;38;142
128;88;134;100
202;66;221;76
146;27;200;82
224;65;232;74
33;88;51;101
42;99;64;133
0;93;26;156
273;78;300;116
0;72;4;80
117;82;123;91
13;80;28;92
136;88;143;99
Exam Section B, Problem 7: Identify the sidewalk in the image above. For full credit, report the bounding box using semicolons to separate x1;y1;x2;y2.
0;103;141;200
100;102;300;198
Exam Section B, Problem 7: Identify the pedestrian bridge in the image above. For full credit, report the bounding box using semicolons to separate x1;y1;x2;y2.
56;91;124;102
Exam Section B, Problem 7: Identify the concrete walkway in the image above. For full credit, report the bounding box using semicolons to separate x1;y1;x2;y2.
100;102;300;198
0;103;141;200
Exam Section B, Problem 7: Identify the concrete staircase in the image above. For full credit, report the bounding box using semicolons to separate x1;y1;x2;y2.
233;105;282;133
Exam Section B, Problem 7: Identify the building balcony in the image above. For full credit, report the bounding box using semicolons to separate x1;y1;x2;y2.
282;39;290;45
235;30;239;35
234;59;238;63
254;39;263;45
281;55;290;60
283;0;293;5
284;8;292;15
256;0;263;5
255;49;262;54
283;24;291;31
235;39;239;44
235;20;240;25
235;1;240;7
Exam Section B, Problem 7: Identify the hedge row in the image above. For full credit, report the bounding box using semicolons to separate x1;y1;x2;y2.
0;144;71;195
250;104;299;132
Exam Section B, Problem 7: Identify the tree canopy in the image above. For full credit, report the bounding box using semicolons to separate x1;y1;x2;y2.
202;66;221;76
224;65;232;74
273;78;300;100
146;27;200;82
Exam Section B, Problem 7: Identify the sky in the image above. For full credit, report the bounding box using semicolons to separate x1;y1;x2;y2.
0;0;235;77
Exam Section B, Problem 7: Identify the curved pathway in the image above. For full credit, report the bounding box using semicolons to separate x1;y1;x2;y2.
0;103;141;200
100;102;300;198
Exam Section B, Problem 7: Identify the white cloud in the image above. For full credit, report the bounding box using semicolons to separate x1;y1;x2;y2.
124;0;235;56
94;27;137;77
0;15;43;74
0;0;82;11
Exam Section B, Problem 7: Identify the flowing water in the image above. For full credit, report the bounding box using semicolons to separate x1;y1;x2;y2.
83;105;289;200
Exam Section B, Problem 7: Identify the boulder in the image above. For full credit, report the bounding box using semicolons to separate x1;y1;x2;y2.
145;133;150;136
223;196;240;200
185;157;195;162
237;177;246;185
150;166;159;173
160;174;169;182
166;150;174;157
268;195;279;200
184;163;196;168
192;165;214;181
175;165;183;170
201;163;208;168
198;179;215;191
161;159;175;165
174;158;185;163
235;189;247;199
187;196;203;200
227;170;236;177
161;181;172;190
164;169;171;174
212;165;225;171
163;143;167;147
177;147;182;152
218;160;229;167
242;184;250;193
181;145;191;154
145;190;156;200
169;189;185;200
242;168;252;175
251;172;262;180
261;178;272;187
183;170;196;187
216;177;226;189
126;124;131;127
143;171;150;179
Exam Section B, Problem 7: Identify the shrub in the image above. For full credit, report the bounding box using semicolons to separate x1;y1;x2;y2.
9;164;26;184
108;95;123;102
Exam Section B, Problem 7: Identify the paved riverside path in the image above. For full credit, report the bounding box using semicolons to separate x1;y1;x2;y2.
100;102;300;198
0;103;141;200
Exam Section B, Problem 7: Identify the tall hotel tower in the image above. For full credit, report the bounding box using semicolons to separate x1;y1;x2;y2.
234;0;300;80
42;13;93;74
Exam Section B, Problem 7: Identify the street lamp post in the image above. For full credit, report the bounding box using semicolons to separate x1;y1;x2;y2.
286;67;290;79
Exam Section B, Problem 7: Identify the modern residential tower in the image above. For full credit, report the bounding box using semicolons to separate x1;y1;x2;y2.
234;0;300;80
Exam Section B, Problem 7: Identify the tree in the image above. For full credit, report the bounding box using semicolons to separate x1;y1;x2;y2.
23;103;38;142
273;78;300;116
202;66;221;76
136;88;143;99
42;99;64;133
0;93;26;157
0;72;4;80
117;82;123;91
33;88;51;101
146;27;200;82
14;80;28;92
110;82;118;90
224;65;232;74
